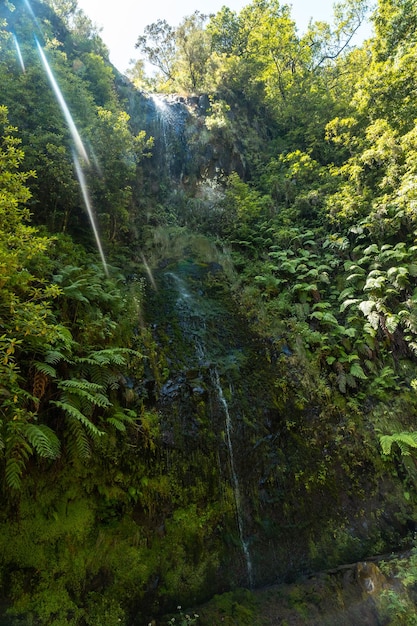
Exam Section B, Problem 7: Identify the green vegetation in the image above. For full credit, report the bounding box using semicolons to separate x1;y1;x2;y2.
2;0;417;623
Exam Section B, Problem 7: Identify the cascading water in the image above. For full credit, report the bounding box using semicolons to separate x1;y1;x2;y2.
163;269;254;587
147;94;190;181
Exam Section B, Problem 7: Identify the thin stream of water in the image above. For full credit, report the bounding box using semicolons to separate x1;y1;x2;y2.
167;271;254;587
211;368;254;588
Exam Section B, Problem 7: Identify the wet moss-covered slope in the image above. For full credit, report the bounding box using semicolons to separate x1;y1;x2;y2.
2;0;417;624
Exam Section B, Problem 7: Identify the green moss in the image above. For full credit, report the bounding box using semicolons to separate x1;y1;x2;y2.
193;589;261;626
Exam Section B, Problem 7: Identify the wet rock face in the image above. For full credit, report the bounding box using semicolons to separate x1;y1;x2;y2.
124;89;247;184
356;562;387;595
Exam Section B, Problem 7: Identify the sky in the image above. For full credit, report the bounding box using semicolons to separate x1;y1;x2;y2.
76;0;373;74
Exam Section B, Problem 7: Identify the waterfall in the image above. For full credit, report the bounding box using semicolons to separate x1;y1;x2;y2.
147;94;190;180
165;270;254;587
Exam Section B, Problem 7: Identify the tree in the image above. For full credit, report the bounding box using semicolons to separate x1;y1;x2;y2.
174;11;211;92
135;19;176;83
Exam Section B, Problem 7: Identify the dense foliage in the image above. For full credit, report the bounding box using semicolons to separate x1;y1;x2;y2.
2;0;417;624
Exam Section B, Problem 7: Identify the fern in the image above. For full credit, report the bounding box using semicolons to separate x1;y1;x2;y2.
4;432;32;490
24;423;60;459
65;416;91;459
34;361;57;378
58;379;111;408
58;379;103;392
106;409;136;432
5;456;25;490
44;350;73;365
50;400;105;437
380;432;417;456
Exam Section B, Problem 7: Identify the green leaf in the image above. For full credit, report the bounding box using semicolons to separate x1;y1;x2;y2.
349;362;367;380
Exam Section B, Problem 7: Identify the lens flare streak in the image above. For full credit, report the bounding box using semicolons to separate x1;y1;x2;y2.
23;0;38;22
35;38;90;165
12;34;25;72
73;153;109;277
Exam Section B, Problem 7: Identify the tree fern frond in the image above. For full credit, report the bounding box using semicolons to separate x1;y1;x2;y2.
89;364;120;389
106;410;136;432
89;348;140;366
24;424;60;459
64;390;111;409
50;400;105;437
65;417;91;460
34;361;57;378
58;379;104;392
91;393;112;408
73;356;100;367
5;456;24;490
88;349;127;366
380;432;417;456
106;417;127;432
45;350;70;365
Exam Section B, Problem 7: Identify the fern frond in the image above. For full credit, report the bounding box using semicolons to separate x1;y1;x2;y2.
50;400;105;437
106;417;127;432
5;456;24;490
65;417;91;459
88;349;128;366
34;361;57;378
106;410;136;432
45;350;71;365
89;365;120;390
24;424;60;459
57;380;113;408
59;388;111;410
91;348;140;365
380;432;417;456
58;379;104;392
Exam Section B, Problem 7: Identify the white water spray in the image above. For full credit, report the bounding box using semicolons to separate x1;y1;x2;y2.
73;153;108;277
12;34;25;72
35;38;90;165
